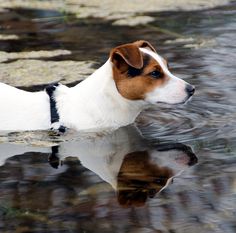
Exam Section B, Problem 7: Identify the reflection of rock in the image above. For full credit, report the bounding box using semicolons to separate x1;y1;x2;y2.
0;59;95;87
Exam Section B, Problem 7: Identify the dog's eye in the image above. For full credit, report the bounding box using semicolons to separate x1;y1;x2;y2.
149;70;163;79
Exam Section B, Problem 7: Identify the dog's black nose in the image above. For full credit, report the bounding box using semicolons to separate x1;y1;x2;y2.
185;84;195;97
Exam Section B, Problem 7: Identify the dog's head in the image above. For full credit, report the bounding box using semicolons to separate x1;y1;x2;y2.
110;40;194;104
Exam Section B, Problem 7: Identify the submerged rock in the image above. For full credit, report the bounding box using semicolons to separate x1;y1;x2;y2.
164;37;217;49
0;59;95;87
0;34;19;40
0;50;71;63
0;0;231;25
112;16;155;26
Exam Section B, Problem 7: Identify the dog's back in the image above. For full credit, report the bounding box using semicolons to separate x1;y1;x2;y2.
0;83;50;130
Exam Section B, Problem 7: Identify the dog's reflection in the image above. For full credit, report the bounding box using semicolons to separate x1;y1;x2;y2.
116;143;197;207
49;126;198;207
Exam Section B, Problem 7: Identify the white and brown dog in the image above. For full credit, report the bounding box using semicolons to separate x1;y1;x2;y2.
0;40;194;132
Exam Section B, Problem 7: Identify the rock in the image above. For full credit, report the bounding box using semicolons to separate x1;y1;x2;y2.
0;50;71;63
0;59;95;87
0;34;19;40
0;0;231;26
112;16;155;26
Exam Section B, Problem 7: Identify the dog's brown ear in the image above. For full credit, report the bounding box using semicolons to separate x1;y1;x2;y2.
134;40;156;53
110;43;143;72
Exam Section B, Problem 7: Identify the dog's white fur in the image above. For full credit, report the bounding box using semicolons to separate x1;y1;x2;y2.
0;48;191;131
141;48;189;104
0;83;51;130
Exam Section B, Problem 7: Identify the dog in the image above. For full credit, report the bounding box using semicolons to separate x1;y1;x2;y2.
0;40;195;132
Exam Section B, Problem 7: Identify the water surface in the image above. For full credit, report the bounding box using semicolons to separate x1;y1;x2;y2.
0;3;236;233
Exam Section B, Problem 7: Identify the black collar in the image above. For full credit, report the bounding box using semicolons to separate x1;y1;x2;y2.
45;83;66;133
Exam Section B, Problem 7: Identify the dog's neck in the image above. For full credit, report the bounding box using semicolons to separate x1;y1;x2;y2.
54;60;146;131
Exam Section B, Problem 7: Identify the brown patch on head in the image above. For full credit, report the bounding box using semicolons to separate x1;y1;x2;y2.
117;151;174;207
110;40;169;100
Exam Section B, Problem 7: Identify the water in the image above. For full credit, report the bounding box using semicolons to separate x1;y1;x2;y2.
0;3;236;233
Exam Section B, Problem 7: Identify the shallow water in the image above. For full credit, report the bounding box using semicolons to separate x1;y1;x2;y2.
0;3;236;233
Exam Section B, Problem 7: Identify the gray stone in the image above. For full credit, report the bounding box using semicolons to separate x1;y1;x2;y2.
0;59;95;87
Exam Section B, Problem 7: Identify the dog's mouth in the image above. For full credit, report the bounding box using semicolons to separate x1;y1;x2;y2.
177;95;194;105
156;97;192;106
156;90;194;106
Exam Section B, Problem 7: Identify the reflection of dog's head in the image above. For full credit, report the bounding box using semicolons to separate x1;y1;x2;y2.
117;151;174;207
